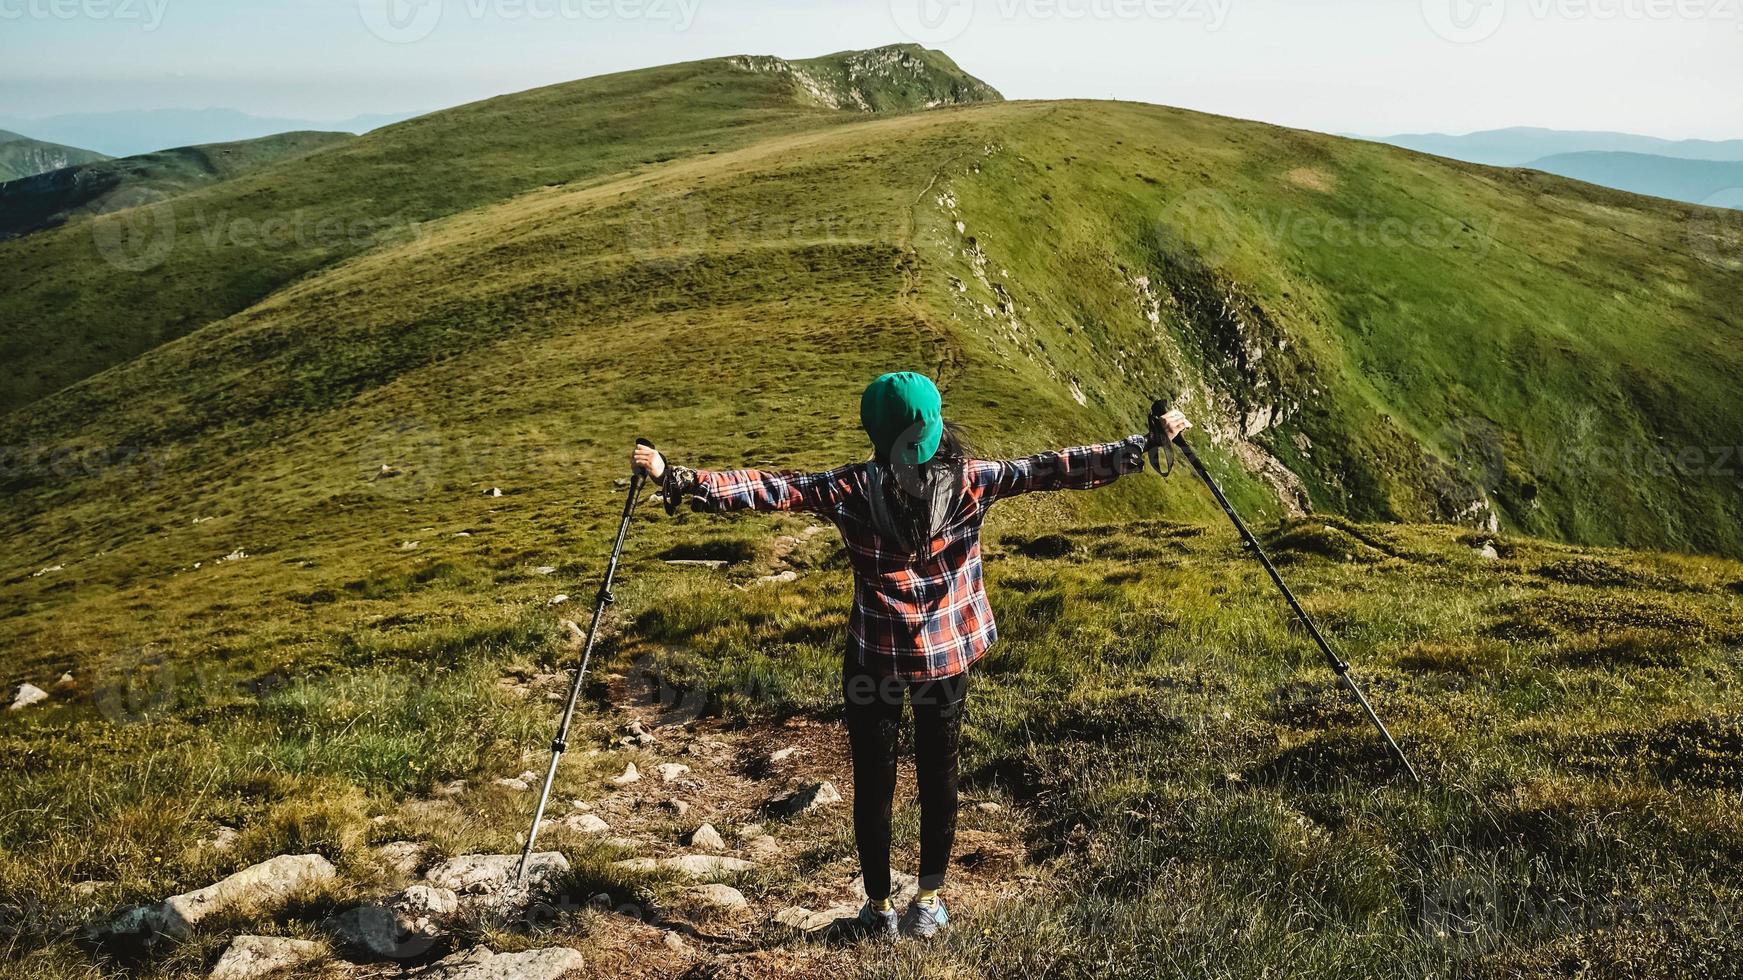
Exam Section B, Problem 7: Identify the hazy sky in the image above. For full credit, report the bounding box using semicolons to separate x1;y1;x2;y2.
1;0;1737;139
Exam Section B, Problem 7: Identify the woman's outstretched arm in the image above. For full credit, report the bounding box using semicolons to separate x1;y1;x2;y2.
632;443;854;515
971;410;1190;501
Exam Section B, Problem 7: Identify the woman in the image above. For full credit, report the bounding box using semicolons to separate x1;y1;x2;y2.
632;372;1190;939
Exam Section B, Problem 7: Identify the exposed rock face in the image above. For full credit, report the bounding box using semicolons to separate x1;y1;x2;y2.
209;935;325;980
8;683;48;711
423;853;567;897
685;823;726;851
109;854;337;939
374;840;427;877
768;780;842;817
687;884;748;912
414;946;583;979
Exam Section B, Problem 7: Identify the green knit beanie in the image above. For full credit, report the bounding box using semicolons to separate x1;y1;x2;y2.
860;372;944;465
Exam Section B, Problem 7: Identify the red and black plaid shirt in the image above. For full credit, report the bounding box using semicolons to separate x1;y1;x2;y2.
686;436;1149;681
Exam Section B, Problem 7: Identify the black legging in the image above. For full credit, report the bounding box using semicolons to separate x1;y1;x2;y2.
842;654;971;901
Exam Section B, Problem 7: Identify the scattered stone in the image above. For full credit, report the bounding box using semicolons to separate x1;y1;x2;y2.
687;884;748;912
610;763;641;786
736;823;764;838
756;570;799;585
487;488;503;498
656;763;691;783
54;672;75;690
768;780;842;817
206;825;242;853
976;801;1004;813
603;837;640;851
70;880;115;897
568;798;592;811
8;683;49;712
33;564;64;577
563;813;610;835
775;904;861;933
686;823;726;851
547;594;569;606
331;883;458;959
374;840;427;877
432;780;467;798
534;565;557;575
423;853;567;896
491;772;534;792
452;531;472;538
661;799;691;818
743;836;781;861
399;541;420;551
624;719;656;746
768;746;800;764
1476;541;1500;560
209;935;326;980
416;946;583;980
663;931;687;953
109;854;337;939
663;559;727;570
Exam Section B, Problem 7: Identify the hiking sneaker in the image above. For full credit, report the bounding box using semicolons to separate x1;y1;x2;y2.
899;898;949;939
853;901;899;939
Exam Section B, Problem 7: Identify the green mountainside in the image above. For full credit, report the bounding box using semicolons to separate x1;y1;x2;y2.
2;48;1742;980
0;128;110;181
0;131;354;239
0;45;1000;413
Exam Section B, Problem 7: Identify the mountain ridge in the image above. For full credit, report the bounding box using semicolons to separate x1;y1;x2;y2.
0;129;110;181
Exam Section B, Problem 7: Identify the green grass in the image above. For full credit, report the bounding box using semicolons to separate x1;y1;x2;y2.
3;43;1742;979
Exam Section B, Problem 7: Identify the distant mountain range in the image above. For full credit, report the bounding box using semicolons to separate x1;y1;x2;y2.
0;129;109;181
1368;127;1743;167
0;131;354;239
1364;127;1743;208
0;108;418;158
1525;152;1743;209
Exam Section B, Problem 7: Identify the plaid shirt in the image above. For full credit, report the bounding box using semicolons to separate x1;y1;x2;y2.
685;436;1149;681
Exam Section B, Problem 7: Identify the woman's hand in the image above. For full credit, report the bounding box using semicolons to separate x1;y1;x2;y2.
632;443;666;480
1155;409;1192;443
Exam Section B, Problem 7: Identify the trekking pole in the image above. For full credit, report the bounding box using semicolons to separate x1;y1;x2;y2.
515;438;656;882
1149;402;1420;784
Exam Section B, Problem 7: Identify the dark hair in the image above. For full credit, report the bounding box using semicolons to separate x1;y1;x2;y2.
874;419;976;551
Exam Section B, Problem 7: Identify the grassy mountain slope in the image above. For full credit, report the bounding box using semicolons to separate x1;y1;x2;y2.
3;50;1743;978
0;44;999;413
1527;151;1743;208
0;128;109;180
0;131;355;239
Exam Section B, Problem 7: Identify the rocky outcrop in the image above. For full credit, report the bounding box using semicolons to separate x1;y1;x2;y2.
107;854;337;940
208;935;326;980
413;946;583;979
